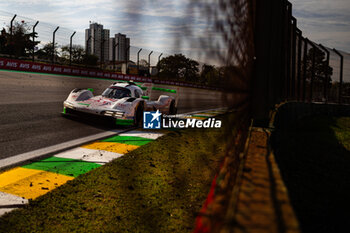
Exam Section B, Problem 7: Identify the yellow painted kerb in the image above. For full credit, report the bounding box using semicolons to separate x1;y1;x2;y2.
81;142;139;154
0;167;74;199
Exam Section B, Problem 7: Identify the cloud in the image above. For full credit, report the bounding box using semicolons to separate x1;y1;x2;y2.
290;0;350;52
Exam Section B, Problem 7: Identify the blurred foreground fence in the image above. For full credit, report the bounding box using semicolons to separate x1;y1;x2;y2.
191;0;349;232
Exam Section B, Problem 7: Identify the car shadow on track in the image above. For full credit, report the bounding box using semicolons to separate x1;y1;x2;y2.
61;112;134;131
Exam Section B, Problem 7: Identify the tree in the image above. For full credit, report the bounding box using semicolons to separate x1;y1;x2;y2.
139;59;149;67
0;28;6;53
82;54;99;67
0;21;40;57
35;42;59;60
304;47;333;84
157;54;199;81
200;64;219;85
61;44;85;64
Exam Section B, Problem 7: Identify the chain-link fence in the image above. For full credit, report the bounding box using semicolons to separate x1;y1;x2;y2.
189;0;349;231
287;31;349;104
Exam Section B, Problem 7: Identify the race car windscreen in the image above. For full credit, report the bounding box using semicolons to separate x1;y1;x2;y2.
102;87;131;99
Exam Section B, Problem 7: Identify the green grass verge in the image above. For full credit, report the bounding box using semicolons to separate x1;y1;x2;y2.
273;116;350;233
0;117;233;233
331;117;350;151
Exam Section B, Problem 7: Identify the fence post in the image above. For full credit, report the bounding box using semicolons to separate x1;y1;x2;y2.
52;26;59;64
296;29;302;101
137;48;142;75
310;42;316;102
333;48;344;103
158;53;163;78
251;0;285;123
318;44;330;103
291;17;297;99
302;38;308;102
285;2;292;99
125;45;130;74
148;51;153;76
69;31;76;66
10;14;17;57
32;21;39;62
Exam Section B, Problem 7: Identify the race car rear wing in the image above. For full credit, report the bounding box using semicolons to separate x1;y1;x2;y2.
140;82;179;106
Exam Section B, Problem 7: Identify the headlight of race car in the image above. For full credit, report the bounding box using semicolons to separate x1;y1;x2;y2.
104;111;124;117
64;102;74;109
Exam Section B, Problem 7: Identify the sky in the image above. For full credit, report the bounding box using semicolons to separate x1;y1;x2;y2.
0;0;349;81
0;1;195;58
289;0;350;82
289;0;350;52
0;0;349;54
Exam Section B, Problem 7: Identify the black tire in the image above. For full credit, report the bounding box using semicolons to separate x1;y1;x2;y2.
169;100;177;115
134;102;144;126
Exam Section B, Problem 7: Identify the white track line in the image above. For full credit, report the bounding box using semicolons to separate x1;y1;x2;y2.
118;131;164;140
0;192;28;216
0;130;123;170
54;147;123;165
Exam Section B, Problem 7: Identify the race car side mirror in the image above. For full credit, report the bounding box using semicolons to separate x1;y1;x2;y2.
142;96;149;99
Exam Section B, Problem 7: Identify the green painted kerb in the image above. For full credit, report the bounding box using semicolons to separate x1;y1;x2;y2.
116;119;134;126
22;157;101;177
78;103;90;106
137;85;148;90
152;87;176;93
101;135;153;146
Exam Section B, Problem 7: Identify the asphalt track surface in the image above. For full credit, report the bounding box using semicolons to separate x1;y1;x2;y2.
0;70;229;160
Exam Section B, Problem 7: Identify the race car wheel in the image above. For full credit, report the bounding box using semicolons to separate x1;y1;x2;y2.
134;102;144;126
169;100;177;115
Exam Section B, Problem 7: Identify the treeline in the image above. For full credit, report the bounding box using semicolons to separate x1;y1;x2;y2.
0;21;99;67
157;53;246;88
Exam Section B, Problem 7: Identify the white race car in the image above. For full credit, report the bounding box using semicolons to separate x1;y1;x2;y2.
63;81;178;126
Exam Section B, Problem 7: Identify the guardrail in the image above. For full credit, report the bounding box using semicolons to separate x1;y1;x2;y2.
0;57;220;90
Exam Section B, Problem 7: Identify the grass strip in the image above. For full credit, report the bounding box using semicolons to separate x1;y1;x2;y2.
0;115;234;233
273;116;350;233
101;135;153;146
22;157;101;178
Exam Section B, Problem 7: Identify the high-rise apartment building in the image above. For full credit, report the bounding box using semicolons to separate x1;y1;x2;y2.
85;23;109;62
109;33;130;63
